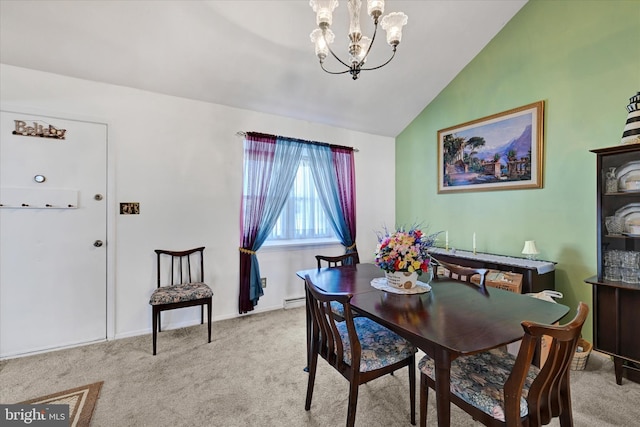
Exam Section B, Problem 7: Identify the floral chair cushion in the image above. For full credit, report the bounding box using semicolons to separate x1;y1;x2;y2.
149;282;213;305
336;317;417;372
419;348;539;422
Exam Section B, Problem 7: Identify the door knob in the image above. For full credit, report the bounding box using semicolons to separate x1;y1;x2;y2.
94;240;104;247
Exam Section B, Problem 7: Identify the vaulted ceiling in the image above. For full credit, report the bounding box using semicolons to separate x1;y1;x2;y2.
0;1;527;137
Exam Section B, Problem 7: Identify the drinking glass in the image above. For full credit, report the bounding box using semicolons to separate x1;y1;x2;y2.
622;251;640;269
609;250;623;267
622;267;639;283
606;167;618;193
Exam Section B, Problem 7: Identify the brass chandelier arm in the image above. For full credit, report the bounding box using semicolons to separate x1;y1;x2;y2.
359;46;397;71
318;19;396;79
356;17;380;69
323;31;352;70
319;62;352;75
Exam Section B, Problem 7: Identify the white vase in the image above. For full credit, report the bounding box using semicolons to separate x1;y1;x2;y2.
385;271;418;289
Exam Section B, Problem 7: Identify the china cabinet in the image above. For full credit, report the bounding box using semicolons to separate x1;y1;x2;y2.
585;144;640;385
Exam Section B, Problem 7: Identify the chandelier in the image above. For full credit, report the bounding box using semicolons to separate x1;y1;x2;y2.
309;0;408;80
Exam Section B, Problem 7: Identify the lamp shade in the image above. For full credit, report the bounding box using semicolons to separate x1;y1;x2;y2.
522;240;540;257
380;12;408;46
310;28;334;61
310;0;339;28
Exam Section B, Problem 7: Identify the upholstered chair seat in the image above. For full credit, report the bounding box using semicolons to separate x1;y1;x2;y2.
419;348;538;422
338;317;417;372
149;282;213;305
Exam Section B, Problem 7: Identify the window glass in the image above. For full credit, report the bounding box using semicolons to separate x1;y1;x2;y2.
268;155;335;241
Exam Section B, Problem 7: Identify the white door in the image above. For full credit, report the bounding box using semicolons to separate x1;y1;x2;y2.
0;110;107;358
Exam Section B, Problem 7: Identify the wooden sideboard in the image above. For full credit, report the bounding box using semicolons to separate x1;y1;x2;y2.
428;248;556;294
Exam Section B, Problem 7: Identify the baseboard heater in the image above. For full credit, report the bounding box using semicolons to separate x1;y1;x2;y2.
283;296;306;309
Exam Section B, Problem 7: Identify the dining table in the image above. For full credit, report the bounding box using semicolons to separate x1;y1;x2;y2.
296;263;570;427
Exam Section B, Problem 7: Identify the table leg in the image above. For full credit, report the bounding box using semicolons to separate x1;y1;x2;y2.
304;291;310;372
614;356;623;385
434;348;452;427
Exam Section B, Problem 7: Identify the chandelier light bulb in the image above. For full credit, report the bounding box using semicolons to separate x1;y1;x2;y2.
352;36;371;64
310;28;334;61
310;0;339;28
381;12;408;46
367;0;385;20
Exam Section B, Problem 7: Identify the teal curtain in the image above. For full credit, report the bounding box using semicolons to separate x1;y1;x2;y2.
239;133;304;313
307;143;358;262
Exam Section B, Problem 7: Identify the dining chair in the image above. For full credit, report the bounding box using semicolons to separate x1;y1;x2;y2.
148;247;213;355
431;257;489;292
315;252;360;321
418;301;589;427
315;252;360;269
304;275;417;427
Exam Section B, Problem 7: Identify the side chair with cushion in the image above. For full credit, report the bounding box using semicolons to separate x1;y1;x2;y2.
418;301;589;427
149;247;213;355
315;252;360;321
431;257;489;292
304;275;417;427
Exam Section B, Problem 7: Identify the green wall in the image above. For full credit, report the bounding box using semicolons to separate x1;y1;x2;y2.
396;0;640;340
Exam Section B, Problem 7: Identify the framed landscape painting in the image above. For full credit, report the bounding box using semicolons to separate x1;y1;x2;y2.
437;101;544;193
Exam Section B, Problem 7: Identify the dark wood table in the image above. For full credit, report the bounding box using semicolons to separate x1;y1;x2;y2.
296;263;570;427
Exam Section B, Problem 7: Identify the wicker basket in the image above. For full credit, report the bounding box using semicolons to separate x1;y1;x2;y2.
570;338;592;371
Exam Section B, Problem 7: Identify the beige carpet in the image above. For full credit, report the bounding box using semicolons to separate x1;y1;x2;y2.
1;307;639;426
18;381;102;427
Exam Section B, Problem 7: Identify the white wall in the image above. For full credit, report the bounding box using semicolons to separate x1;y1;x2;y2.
0;64;395;340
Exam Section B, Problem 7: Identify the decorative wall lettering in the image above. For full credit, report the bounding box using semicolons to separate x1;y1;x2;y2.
12;120;67;139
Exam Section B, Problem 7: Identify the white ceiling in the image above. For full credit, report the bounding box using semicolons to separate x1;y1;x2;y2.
0;0;527;137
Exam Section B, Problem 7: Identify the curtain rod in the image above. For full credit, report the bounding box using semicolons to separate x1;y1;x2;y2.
235;131;359;152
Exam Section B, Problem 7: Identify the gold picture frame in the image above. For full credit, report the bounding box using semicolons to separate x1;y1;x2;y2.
437;101;544;193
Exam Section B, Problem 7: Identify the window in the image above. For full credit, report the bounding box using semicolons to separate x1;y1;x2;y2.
267;153;336;242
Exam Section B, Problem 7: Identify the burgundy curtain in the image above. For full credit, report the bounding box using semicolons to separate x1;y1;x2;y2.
239;133;276;313
332;146;358;261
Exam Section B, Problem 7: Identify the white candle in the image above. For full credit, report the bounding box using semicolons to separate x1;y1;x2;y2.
445;231;449;246
473;232;476;251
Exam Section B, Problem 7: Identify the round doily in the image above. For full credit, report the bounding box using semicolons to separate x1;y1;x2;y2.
370;277;431;294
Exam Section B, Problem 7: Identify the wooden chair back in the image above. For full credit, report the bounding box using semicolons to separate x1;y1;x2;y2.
305;275;357;374
431;257;489;292
505;301;589;426
315;252;359;269
156;246;205;287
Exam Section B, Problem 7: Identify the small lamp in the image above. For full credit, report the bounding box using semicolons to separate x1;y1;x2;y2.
521;240;539;260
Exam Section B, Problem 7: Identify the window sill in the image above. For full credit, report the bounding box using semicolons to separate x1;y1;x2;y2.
261;238;341;250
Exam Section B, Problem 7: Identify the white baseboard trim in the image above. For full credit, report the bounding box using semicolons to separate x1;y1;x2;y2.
283;296;306;309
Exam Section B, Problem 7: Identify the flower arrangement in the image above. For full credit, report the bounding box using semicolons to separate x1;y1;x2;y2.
374;226;440;275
